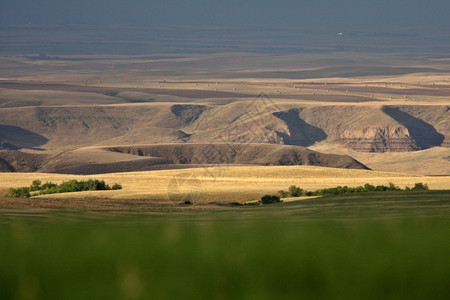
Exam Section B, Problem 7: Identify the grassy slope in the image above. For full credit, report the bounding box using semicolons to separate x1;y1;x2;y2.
1;166;449;203
0;191;449;299
310;144;450;175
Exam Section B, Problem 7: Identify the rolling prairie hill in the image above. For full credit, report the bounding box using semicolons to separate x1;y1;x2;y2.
0;143;368;175
0;84;448;175
0;102;448;152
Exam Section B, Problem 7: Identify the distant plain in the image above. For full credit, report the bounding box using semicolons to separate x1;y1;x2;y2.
0;24;449;205
0;24;449;300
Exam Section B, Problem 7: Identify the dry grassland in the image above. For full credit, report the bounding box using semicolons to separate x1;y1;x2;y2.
1;166;448;203
3;53;449;106
310;144;450;176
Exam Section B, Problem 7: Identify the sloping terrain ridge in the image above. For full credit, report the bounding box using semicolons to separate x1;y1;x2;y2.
300;105;448;152
0;104;447;153
0;150;49;172
107;144;368;169
0;144;368;175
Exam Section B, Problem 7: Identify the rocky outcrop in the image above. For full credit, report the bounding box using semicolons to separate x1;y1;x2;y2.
339;126;420;152
300;105;448;152
389;105;449;148
382;106;444;150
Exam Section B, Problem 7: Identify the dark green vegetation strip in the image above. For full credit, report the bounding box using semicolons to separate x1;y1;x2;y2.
249;191;449;219
265;182;429;204
0;191;449;299
6;179;122;198
276;183;429;199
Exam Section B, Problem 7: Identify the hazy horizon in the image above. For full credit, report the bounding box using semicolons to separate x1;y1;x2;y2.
1;0;450;31
1;1;449;55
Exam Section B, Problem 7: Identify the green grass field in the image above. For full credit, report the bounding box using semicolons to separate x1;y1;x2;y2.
0;191;449;299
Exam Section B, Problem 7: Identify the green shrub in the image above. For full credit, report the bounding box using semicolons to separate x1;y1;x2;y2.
375;185;387;192
302;182;431;198
288;185;303;197
41;182;57;190
112;183;123;190
7;179;121;197
412;182;429;191
30;180;42;191
261;195;281;204
6;187;31;198
388;182;401;191
93;180;109;191
354;186;364;193
363;183;376;192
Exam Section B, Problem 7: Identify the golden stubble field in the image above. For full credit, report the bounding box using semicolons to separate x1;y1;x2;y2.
1;166;449;203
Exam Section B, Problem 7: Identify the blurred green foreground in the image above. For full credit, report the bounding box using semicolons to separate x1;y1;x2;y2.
0;191;449;299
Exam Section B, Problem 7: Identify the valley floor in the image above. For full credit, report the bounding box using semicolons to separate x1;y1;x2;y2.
1;166;449;209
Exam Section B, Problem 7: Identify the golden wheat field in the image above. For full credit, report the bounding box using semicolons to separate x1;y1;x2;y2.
1;166;449;203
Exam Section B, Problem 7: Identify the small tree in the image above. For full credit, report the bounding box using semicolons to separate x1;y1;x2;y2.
412;182;429;191
388;182;400;191
288;185;303;197
261;195;281;204
30;180;42;191
363;183;376;192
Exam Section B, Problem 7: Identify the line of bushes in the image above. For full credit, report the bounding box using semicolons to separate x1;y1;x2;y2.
6;179;123;198
277;182;428;198
260;182;430;204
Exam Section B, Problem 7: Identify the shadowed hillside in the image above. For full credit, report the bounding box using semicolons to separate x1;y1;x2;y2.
108;144;368;169
0;144;368;175
391;105;450;147
0;125;48;150
0;150;49;172
273;109;327;146
0;104;447;154
300;105;449;152
382;106;444;149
